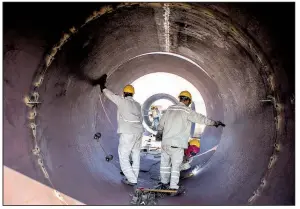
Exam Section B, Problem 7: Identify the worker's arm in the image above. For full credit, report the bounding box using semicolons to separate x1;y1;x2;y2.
157;112;167;132
102;88;122;106
156;112;167;141
187;110;217;126
139;107;144;123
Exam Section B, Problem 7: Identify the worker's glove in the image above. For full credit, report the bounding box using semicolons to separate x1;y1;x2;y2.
92;74;107;92
214;121;225;128
155;132;163;141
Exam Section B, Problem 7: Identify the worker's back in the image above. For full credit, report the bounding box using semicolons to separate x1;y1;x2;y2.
103;89;144;134
117;96;144;134
158;103;192;148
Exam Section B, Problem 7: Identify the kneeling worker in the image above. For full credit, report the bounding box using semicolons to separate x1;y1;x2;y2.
156;90;225;194
96;74;144;186
180;138;201;171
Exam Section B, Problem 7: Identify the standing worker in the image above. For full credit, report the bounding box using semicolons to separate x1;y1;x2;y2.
96;74;144;186
156;90;225;194
151;106;160;131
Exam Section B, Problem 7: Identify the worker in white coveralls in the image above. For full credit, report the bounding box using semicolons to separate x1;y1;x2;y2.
155;91;225;194
150;106;160;131
96;74;144;186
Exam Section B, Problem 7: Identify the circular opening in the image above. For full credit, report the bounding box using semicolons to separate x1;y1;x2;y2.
131;72;208;151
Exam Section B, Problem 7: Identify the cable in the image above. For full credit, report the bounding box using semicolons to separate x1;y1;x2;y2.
192;145;218;159
99;143;108;156
97;92;119;163
99;93;115;130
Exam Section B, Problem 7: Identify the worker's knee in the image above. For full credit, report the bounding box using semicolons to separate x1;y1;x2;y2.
172;158;184;168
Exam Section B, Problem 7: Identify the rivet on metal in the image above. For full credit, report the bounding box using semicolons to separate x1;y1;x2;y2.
260;178;266;188
32;146;40;155
41;165;49;179
30;123;37;138
274;143;281;152
268;155;277;169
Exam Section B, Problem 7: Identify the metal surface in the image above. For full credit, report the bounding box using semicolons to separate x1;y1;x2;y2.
4;166;84;205
3;2;294;205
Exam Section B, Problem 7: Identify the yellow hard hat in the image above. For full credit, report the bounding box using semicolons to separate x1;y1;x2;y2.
189;138;200;148
179;91;192;100
123;85;135;94
151;106;156;109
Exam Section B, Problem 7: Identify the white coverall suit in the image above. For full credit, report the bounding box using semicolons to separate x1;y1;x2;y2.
103;89;144;184
157;102;215;189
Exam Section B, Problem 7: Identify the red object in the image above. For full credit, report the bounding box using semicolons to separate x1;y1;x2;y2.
185;145;200;157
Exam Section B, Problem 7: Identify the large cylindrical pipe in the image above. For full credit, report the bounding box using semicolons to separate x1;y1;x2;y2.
3;2;294;205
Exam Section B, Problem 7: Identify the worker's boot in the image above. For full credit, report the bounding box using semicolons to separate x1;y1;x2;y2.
154;182;169;190
169;185;185;196
121;177;137;186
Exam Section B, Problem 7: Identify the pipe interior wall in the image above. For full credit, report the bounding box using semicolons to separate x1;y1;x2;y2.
3;2;295;205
